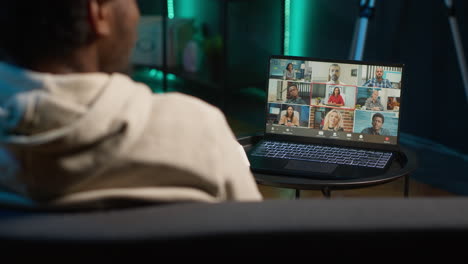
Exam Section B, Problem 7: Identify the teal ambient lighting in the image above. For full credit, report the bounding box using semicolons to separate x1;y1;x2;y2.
147;69;164;79
145;69;179;83
284;0;291;55
168;0;175;19
149;69;157;78
167;73;177;81
288;0;316;56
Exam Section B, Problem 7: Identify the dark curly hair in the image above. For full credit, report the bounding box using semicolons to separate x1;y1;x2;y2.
0;1;94;66
372;113;385;123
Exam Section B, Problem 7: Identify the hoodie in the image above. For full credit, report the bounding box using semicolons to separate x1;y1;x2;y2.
0;62;262;205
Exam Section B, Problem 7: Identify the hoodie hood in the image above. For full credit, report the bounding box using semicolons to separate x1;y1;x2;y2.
0;62;153;200
0;62;119;144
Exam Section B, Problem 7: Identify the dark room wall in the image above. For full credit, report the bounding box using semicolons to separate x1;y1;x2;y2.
244;0;468;153
137;0;165;15
134;0;467;153
227;0;283;88
366;0;468;153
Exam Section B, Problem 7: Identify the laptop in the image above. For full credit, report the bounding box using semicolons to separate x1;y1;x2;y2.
247;55;405;179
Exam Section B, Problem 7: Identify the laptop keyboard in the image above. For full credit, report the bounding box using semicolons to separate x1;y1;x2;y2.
251;141;393;169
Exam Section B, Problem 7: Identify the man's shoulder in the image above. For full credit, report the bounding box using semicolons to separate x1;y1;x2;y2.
153;92;219;112
384;79;393;87
381;127;391;135
153;92;224;123
137;92;228;146
112;75;222;116
361;127;371;133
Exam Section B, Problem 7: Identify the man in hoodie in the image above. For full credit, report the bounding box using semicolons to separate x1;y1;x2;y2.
0;0;262;204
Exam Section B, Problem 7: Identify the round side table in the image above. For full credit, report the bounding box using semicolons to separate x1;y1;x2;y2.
238;134;418;198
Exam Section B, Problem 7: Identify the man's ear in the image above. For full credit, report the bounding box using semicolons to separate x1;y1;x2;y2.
87;0;113;37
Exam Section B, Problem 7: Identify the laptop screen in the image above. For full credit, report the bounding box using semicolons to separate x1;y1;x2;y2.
266;56;403;146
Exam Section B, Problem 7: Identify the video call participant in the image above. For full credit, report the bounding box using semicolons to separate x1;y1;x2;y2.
327;86;345;106
285;84;306;104
326;64;345;85
0;0;262;203
279;106;299;127
365;90;384;111
320;109;344;131
361;113;391;136
387;97;400;110
283;62;296;80
362;67;393;88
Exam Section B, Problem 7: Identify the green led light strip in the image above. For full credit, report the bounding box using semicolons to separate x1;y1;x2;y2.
168;0;175;19
284;0;290;55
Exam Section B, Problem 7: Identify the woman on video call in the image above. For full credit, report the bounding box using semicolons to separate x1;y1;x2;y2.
320;109;344;131
283;63;296;80
279;105;299;127
327;86;345;107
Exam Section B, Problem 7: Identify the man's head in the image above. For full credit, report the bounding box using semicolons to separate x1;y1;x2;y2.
371;90;379;100
288;84;299;98
372;113;385;131
375;67;384;79
0;0;140;73
328;64;341;82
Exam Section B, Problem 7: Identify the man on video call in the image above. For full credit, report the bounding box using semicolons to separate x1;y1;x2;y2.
363;67;393;88
365;90;385;111
285;84;306;104
0;0;261;204
326;64;345;85
361;113;391;136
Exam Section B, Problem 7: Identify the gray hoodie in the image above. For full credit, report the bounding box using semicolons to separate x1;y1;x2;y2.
0;63;262;205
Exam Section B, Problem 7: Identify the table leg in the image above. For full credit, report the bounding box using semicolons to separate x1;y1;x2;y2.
295;189;300;199
321;187;331;198
404;174;410;198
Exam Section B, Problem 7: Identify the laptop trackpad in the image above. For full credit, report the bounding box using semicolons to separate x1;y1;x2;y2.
284;160;338;174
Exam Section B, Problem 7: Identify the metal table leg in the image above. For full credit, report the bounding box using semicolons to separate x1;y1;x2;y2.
321;187;331;199
404;174;410;198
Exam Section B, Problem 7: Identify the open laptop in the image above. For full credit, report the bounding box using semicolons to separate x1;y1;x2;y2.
247;55;405;179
